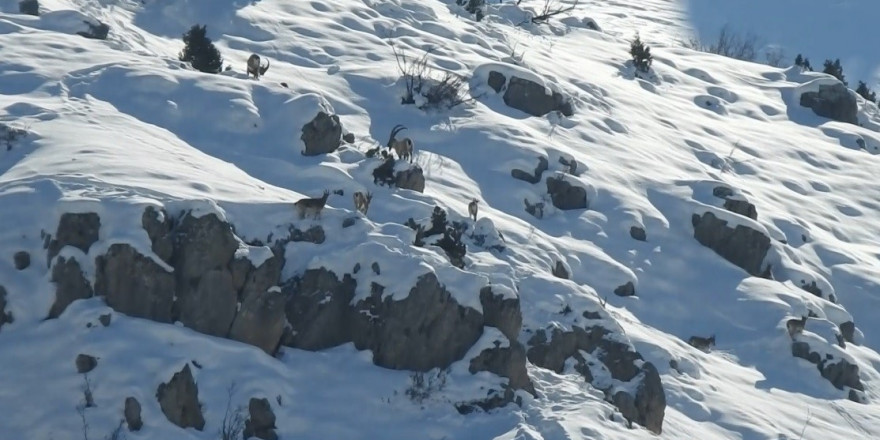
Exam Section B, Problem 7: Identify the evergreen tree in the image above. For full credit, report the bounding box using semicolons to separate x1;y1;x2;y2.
822;58;846;85
179;24;223;74
630;34;653;74
856;81;877;103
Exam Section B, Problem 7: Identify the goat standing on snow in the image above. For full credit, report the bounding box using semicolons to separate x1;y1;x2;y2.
246;54;270;80
353;191;373;215
294;190;330;219
786;316;808;340
387;124;414;163
468;198;479;222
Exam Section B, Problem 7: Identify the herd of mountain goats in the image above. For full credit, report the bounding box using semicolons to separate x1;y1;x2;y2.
243;53;480;224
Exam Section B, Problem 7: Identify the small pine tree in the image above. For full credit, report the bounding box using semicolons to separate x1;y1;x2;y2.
794;54;813;71
179;24;223;74
822;58;846;85
630;33;653;74
794;53;803;66
856;81;877;103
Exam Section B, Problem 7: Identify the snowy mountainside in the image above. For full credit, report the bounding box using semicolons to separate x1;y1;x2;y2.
1;0;880;439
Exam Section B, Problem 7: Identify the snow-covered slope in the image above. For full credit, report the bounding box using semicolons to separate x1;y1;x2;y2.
1;0;880;439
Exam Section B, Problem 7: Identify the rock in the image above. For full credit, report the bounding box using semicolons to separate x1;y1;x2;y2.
546;176;587;210
839;321;855;344
172;213;239;297
372;157;396;187
691;211;771;276
0;285;12;329
712;186;734;199
821;358;863;391
552;260;569;279
124;397;143;431
19;0;40;16
288;225;326;244
342;132;355;144
342;217;357;228
498;74;574;117
95;244;175;323
75;354;97;374
142;206;173;263
99;313;111;327
395;166;426;193
614;281;635;297
487;71;506;93
479;287;522;341
371;262;381;275
800;280;823;298
791;341;820;364
156;364;205;431
177;269;237;337
228;288;286;355
630;226;646;241
243;398;278;440
48;257;93;319
240;255;282;302
722;198;758;220
799;83;858;124
13;251;30;270
47;212;101;264
469;342;536;395
510;156;549;184
301;111;342;156
283;269;356;350
77;20;110;40
230;256;252;293
351;273;484;371
629;363;666;434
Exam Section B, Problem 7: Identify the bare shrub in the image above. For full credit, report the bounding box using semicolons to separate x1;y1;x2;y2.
218;383;246;440
405;369;448;404
685;25;759;62
529;0;579;24
764;47;786;67
1;123;29;151
390;42;473;111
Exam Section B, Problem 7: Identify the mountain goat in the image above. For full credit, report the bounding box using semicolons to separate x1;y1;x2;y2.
468;198;479;222
294;190;330;219
353;191;373;215
247;54;270;80
387;124;414;163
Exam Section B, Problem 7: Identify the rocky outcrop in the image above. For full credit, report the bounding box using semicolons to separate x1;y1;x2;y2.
527;326;666;434
77;20;110;40
487;71;574;117
13;251;30;270
630;226;647;241
722;198;758;220
171;213;239;297
228;289;286;355
469;342;535;395
48;256;93;318
546;176;587;210
156;364;205;431
46;212;101;265
0;285;12;330
395;166;426;193
95;244;175;323
511;156;549;184
479;286;522;341
792;341;864;398
839;321;856;344
124;397;143;431
243;398;278;440
614;281;636;297
692;211;771;277
19;0;40;16
552;260;570;279
799;83;858;124
301;111;343;156
283;269;357;350
142;206;173;263
177;269;237;337
75;354;98;374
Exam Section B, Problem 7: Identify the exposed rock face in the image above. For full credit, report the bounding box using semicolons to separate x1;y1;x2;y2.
19;0;40;16
156;364;205;431
177;269;237;337
395;166;426;193
488;71;574;117
527;326;666;434
511;156;549;184
839;321;856;344
614;281;636;297
142;206;173;263
479;286;522;341
75;354;98;374
124;397;143;431
171;213;238;297
469;342;535;395
792;341;865;397
552;260;570;279
288;225;326;244
13;251;30;270
799;83;858;124
77;20;110;40
630;226;647;241
243;398;278;440
722;198;758;220
692;211;771;277
46;212;101;264
301;111;343;156
48;257;93;318
238;254;282;303
283;269;357;350
0;285;12;330
95;244;175;323
546;176;587;210
228;289;286;355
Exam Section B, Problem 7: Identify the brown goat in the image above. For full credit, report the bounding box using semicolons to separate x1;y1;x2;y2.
353;191;373;215
246;54;270;80
387;124;414;163
295;190;330;219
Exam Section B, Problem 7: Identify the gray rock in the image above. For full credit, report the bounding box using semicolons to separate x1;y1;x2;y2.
469;342;535;395
243;398;277;440
510;156;549;184
552;260;569;279
13;251;30;270
19;0;39;16
99;313;111;327
839;321;855;344
342;217;357;228
371;262;381;275
546;176;587;210
124;397;143;431
488;71;506;93
240;255;282;302
630;363;666;434
479;286;522;341
288;225;326;244
172;213;239;297
48;257;93;319
228;288;286;355
0;285;12;329
791;341;820;364
283;269;356;350
156;364;204;431
614;281;636;297
142;206;173;263
177;269;237;337
799;83;858;124
800;280;823;298
821;358;863;391
301;111;342;156
95;244;175;323
722;198;758;220
343;132;356;144
395;166;426;193
77;20;110;40
351;273;484;371
691;211;771;276
47;212;101;264
75;354;97;373
499;74;574;117
230;256;252;293
630;226;647;241
712;186;734;199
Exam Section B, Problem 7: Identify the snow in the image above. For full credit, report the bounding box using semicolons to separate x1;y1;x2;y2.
1;0;880;439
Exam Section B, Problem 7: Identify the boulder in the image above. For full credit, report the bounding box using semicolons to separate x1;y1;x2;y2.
395;166;426;193
839;321;855;344
156;364;205;431
691;211;771;277
48;257;93;319
142;206;173;263
487;71;506;93
171;213;239;297
240;255;282;302
95;244;175;323
469;342;536;395
77;20;110;40
228;288;286;355
510;156;549;184
490;72;574;117
821;358;863;391
799;83;858;124
630;226;647;242
283;269;356;350
0;285;11;330
722;198;758;220
176;269;237;337
614;281;636;297
546;176;587;210
287;225;326;244
13;251;30;270
243;398;278;440
552;260;570;279
46;212;101;264
75;354;98;374
479;286;522;341
124;397;143;431
301;111;342;156
19;0;40;16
